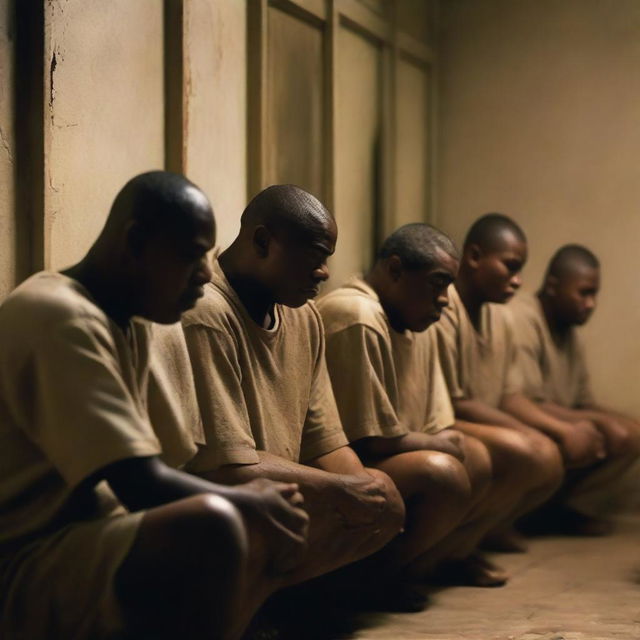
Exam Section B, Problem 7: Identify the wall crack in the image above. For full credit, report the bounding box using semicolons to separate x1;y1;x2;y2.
0;126;13;164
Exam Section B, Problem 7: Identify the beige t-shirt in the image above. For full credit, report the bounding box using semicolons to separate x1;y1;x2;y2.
318;278;455;441
435;284;521;408
509;291;594;408
147;322;205;467
181;260;348;472
0;272;164;556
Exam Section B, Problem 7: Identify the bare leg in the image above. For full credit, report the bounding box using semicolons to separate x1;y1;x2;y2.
453;422;564;550
567;419;640;516
372;451;473;576
279;467;405;586
115;494;276;640
395;436;510;585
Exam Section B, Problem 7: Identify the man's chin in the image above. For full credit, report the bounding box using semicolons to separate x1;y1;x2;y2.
152;311;183;325
411;317;438;333
280;292;317;308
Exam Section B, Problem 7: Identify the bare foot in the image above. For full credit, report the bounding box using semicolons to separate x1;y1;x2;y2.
431;554;509;588
480;526;529;553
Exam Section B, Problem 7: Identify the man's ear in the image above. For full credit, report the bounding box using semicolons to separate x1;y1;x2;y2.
466;244;482;269
253;225;271;258
544;274;559;297
387;255;403;282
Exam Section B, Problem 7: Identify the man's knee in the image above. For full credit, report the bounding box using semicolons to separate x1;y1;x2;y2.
462;436;493;498
620;422;640;457
494;430;563;491
161;494;248;571
414;451;472;503
116;495;249;634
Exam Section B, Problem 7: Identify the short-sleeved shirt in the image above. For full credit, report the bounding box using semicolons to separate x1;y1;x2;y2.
147;322;205;467
435;284;521;408
181;260;348;472
509;291;595;408
318;278;455;441
0;272;164;557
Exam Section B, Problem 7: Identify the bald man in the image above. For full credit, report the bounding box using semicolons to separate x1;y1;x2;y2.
180;184;404;597
0;172;309;640
320;223;551;587
435;213;587;548
511;244;640;533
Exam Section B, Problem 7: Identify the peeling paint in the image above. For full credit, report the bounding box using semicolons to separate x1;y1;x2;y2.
48;170;61;194
0;125;13;164
49;50;57;111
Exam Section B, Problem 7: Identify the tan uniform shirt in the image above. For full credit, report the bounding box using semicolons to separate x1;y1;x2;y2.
0;272;165;557
435;285;521;408
509;291;594;407
318;278;455;441
182;260;348;472
147;322;205;467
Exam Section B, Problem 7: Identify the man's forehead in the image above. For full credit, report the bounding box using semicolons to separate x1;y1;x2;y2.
280;216;336;246
489;228;527;253
563;263;600;284
432;248;459;273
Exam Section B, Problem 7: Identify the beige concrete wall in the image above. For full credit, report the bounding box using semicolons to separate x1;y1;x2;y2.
45;0;164;270
395;57;429;229
184;0;247;250
332;26;382;289
438;0;640;414
0;0;16;298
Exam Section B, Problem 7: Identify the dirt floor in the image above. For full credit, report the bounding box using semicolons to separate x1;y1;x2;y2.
346;516;640;640
263;515;640;640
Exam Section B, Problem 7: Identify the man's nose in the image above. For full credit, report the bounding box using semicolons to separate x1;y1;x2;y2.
196;257;212;284
313;263;330;282
510;273;522;289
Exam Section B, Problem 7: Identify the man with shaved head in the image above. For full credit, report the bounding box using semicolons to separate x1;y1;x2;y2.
0;172;310;640
510;244;640;534
434;213;598;549
180;184;404;599
320;222;569;587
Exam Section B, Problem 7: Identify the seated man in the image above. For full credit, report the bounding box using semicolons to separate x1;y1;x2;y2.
0;172;309;640
435;213;586;547
510;244;640;532
319;222;528;587
180;185;404;594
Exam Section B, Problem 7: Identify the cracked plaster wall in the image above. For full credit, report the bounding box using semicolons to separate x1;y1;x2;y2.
45;0;164;270
0;0;16;298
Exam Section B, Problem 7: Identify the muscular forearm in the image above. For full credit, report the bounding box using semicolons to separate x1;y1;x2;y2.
102;456;261;512
579;403;640;428
352;432;429;458
453;397;524;430
198;451;342;500
352;431;463;461
500;393;571;442
539;401;605;424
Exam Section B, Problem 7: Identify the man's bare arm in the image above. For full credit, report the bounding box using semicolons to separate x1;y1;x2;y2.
501;393;606;466
453;397;526;430
199;448;402;530
539;401;634;455
351;431;465;462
